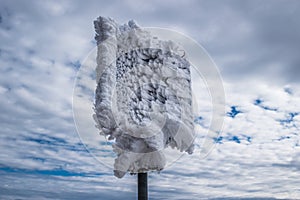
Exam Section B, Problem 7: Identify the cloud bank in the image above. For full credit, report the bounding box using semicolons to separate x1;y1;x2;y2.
0;0;299;199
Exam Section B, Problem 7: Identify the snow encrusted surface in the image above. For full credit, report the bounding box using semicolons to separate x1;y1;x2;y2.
93;17;195;178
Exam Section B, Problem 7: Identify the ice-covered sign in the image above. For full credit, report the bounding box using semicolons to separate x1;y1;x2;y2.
93;17;195;178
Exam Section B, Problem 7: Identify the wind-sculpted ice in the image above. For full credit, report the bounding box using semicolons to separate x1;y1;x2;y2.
93;17;195;178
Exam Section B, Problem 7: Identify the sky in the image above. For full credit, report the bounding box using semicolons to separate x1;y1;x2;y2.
0;0;300;199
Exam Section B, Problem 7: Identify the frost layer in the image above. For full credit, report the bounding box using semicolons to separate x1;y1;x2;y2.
93;17;194;178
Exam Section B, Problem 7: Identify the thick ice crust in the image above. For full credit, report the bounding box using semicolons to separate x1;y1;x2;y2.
93;17;194;178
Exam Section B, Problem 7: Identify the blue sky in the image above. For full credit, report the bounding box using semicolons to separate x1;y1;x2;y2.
1;0;300;199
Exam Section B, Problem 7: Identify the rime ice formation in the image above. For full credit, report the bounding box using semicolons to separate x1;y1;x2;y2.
93;17;195;178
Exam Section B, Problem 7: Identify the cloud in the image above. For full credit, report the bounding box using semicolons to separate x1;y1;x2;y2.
184;0;300;84
0;0;300;199
0;171;136;200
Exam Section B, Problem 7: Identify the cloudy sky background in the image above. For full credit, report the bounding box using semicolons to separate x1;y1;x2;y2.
1;0;300;199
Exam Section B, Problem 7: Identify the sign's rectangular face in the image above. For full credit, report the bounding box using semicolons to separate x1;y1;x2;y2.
94;17;194;178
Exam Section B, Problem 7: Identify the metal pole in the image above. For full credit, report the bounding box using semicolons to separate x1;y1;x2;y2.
138;172;148;200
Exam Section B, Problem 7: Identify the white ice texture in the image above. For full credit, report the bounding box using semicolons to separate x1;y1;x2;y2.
93;17;195;178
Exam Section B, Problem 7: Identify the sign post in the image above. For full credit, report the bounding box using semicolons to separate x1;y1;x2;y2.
138;173;148;200
93;16;196;200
